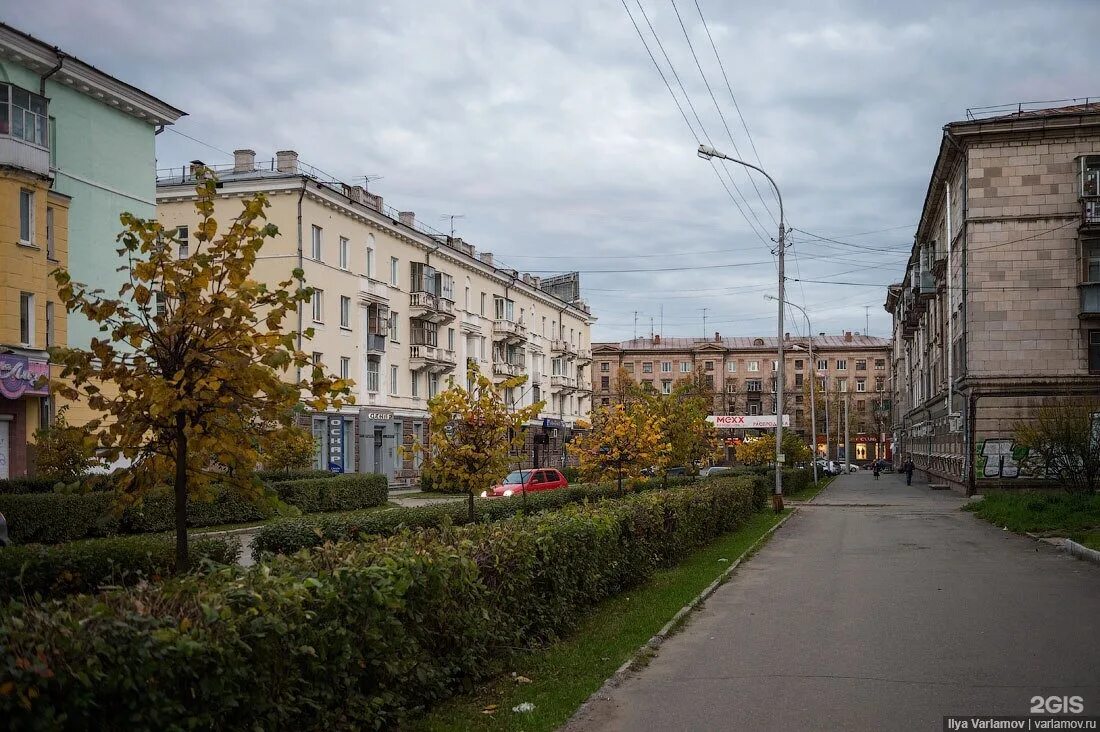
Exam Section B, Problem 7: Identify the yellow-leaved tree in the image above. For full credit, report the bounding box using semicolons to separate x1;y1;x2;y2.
736;432;812;466
50;168;351;568
572;402;669;493
415;362;543;521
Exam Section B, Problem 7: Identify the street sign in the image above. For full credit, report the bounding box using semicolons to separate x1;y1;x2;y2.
543;417;565;430
777;454;785;463
707;415;791;429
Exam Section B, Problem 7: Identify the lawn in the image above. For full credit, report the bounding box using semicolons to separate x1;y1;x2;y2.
1068;530;1100;551
787;475;834;502
964;491;1100;534
409;508;789;732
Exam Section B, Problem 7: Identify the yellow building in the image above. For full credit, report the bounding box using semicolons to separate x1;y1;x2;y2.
0;167;70;479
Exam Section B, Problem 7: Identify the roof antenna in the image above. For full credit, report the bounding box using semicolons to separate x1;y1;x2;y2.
864;305;870;336
360;175;383;192
702;307;708;339
440;213;465;240
633;310;638;341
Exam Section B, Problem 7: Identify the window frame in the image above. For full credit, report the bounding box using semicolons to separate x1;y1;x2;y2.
19;292;34;345
176;225;189;258
312;289;324;323
311;225;323;261
1089;330;1100;375
338;236;349;270
339;295;351;329
45;206;56;260
339;356;350;380
19;188;34;246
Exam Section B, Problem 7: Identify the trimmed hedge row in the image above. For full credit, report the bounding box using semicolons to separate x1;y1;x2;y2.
0;468;338;495
253;474;708;555
0;477;763;729
254;468;337;483
0;473;389;545
0;534;241;601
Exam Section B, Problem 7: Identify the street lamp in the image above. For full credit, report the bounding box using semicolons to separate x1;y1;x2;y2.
765;295;817;485
698;144;786;512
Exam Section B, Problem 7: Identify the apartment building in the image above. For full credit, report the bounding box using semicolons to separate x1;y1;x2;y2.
885;102;1100;493
157;150;594;486
593;332;892;462
0;22;180;476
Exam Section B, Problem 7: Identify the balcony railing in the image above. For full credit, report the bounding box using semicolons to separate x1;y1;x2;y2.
409;344;457;372
575;346;592;363
409;291;455;323
365;333;386;355
493;318;527;342
1084;197;1100;229
550;375;576;391
492;362;524;378
575;378;592;392
359;277;390;304
550;339;576;356
1080;282;1100;317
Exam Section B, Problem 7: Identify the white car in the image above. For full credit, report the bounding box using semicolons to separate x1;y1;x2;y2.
699;466;733;478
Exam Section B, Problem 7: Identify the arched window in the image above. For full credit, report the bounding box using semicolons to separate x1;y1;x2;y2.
365;233;376;279
753;338;765;346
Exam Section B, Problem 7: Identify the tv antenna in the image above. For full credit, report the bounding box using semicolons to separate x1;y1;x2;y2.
701;307;709;338
440;213;465;239
360;175;384;192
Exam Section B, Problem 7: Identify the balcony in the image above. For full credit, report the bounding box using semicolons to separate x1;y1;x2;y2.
358;277;390;305
409;344;457;373
550;339;576;357
913;270;936;300
365;333;386;355
575;377;592;393
409;291;455;324
492;318;527;343
1080;283;1100;318
550;374;577;392
0;84;50;178
492;361;524;379
1083;198;1100;231
576;346;592;363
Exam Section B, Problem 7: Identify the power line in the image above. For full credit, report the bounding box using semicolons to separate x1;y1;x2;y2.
165;127;233;157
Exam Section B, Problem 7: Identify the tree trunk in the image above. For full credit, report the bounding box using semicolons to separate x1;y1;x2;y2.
174;418;189;572
467;490;476;523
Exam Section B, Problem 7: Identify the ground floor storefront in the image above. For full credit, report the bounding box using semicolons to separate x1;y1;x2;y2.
0;352;51;479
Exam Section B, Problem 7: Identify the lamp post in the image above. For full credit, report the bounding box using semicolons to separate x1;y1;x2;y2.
698;144;786;511
766;296;817;485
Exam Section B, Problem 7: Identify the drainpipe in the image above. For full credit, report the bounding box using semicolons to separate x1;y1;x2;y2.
39;50;65;96
945;179;954;422
295;179;307;382
960;146;971;486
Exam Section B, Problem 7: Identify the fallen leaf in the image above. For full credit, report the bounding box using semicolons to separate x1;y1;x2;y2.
515;675;533;684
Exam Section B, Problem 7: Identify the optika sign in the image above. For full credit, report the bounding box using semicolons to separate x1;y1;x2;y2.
707;415;791;429
0;354;49;399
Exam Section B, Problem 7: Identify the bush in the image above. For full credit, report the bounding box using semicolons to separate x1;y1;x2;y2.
0;478;759;729
0;474;389;544
253;473;747;555
0;476;63;495
561;466;581;483
0;534;240;601
254;468;336;483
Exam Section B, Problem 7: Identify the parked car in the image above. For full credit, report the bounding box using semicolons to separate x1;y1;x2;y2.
0;511;8;547
481;468;569;498
699;466;733;478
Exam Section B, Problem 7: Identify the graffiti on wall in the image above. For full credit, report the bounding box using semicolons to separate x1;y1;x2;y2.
976;438;1030;478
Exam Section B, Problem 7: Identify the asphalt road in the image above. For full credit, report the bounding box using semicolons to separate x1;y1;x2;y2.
568;471;1100;731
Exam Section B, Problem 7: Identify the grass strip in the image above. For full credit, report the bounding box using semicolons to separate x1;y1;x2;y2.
410;508;788;732
964;491;1100;533
787;475;834;502
1068;530;1100;551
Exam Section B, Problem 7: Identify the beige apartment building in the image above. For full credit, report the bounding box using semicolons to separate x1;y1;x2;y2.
593;332;892;462
885;102;1100;493
157;150;593;486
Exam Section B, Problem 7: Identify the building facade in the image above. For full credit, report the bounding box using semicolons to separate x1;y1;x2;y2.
885;103;1100;493
157;150;594;486
593;332;892;463
0;22;180;476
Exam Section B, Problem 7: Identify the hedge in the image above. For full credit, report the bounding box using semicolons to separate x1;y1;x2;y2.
0;468;337;495
0;477;762;730
254;468;338;483
0;473;389;545
253;473;717;555
0;534;241;601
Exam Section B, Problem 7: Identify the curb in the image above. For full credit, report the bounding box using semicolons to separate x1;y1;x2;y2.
565;507;799;727
1064;538;1100;565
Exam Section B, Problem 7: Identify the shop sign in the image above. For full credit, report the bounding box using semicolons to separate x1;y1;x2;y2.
708;414;790;429
328;416;345;473
0;355;49;399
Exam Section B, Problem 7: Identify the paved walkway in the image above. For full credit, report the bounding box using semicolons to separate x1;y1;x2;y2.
569;471;1100;731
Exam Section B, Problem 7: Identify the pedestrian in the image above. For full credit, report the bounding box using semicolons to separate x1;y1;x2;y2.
903;457;915;486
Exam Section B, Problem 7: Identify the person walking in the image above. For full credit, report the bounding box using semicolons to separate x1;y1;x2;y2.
903;457;915;486
872;460;881;480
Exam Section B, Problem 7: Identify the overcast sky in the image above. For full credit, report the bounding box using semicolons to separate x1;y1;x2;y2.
8;1;1100;342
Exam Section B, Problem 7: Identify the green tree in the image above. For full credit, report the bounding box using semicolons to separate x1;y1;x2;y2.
653;370;721;474
413;362;543;521
736;432;812;467
260;424;317;473
33;406;97;482
1015;396;1100;494
51;169;350;568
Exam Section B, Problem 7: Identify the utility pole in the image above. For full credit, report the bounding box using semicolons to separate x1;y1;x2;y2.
865;306;870;336
702;307;708;339
823;376;830;462
844;393;851;473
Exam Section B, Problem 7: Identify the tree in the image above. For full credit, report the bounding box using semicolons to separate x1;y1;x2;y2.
1014;396;1100;494
415;362;543;521
736;432;812;467
572;401;669;493
260;424;317;473
33;406;97;482
50;169;350;568
652;370;721;474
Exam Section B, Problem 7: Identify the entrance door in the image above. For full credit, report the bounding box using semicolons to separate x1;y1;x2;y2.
373;426;384;474
856;443;868;461
0;420;8;479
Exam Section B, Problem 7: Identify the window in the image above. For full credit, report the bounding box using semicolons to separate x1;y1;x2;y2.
642;362;653;374
856;379;866;392
312;289;324;322
339;296;351;328
748;361;759;372
411;371;419;398
1085;239;1100;282
45;301;54;347
770;377;777;393
838;378;848;392
19;189;34;244
390;257;399;285
681;362;691;373
448;328;455;351
602;398;610;407
366;236;375;278
749;402;761;415
4;84;48;146
876;376;885;390
46;207;55;259
339;356;350;379
311;225;322;260
624;362;634;373
746;379;762;392
875;359;886;370
601;375;610;389
772;360;778;372
662;380;672;394
727;361;737;373
855;359;867;371
795;373;803;387
176;226;189;258
465;286;471;310
817;359;828;371
390;365;399;395
480;292;486;315
339;236;349;269
311;351;323;367
600;362;610;372
155;291;167;318
366;359;380;392
726;380;738;394
705;361;714;371
542;316;547;335
389;311;399;342
836;359;847;370
661;361;672;373
794;359;803;370
429;373;439;398
19;292;33;345
857;400;866;411
1090;330;1100;374
494;296;514;321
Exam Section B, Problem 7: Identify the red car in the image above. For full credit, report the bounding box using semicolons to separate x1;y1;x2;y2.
481;469;569;498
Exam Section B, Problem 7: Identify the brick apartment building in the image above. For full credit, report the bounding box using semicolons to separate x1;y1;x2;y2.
593;332;893;462
885;102;1100;493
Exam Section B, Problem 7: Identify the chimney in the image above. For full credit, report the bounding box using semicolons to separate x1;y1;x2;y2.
233;149;255;173
714;331;721;342
189;159;205;177
653;334;661;345
479;252;494;265
844;331;853;342
275;150;298;173
398;211;415;226
366;193;383;212
784;332;790;340
348;185;366;204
